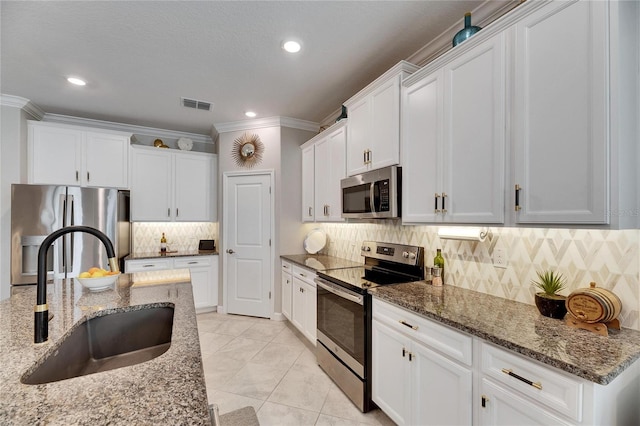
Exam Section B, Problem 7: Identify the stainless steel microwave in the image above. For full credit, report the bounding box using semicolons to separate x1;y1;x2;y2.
341;166;401;219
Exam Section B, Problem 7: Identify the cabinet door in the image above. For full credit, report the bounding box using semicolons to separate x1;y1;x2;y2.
346;96;371;176
291;277;306;332
369;76;401;170
443;33;505;223
174;154;213;221
313;137;329;220
401;70;442;223
84;132;129;189
301;144;315;221
281;273;292;320
130;148;172;221
412;342;473;426
479;378;572;426
302;280;317;344
175;256;217;311
29;125;82;186
326;126;347;221
513;0;608;224
372;319;412;425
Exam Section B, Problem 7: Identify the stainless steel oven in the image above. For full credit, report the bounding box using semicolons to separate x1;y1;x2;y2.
316;241;424;412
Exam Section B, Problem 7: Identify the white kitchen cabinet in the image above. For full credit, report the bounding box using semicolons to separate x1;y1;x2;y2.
512;0;608;224
130;145;216;222
301;120;347;223
281;261;292;320
291;265;317;345
345;61;419;176
402;32;505;224
125;255;218;313
28;121;130;189
372;298;473;426
301;144;315;222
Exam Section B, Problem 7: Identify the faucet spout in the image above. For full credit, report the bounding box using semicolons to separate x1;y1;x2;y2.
36;225;119;344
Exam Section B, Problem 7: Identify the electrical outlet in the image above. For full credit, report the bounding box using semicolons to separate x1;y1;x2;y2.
493;248;508;268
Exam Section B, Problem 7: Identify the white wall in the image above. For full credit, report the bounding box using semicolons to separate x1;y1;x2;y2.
0;104;30;300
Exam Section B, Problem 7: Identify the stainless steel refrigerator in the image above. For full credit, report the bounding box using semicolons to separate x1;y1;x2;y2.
10;184;130;286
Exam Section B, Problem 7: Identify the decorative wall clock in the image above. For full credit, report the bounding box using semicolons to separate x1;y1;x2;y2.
231;133;264;168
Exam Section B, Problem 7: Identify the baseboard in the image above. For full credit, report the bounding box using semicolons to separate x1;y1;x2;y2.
271;312;286;321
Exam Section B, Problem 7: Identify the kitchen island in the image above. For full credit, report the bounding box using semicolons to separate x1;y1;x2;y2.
0;271;210;425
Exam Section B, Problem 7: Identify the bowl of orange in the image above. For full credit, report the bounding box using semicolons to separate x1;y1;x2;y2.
76;267;120;292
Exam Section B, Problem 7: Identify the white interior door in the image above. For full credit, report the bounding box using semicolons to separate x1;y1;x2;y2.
223;172;273;318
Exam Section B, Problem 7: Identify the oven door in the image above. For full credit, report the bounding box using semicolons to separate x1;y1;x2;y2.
315;278;366;378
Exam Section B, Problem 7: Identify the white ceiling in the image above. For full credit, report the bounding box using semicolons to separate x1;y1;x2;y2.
1;1;509;136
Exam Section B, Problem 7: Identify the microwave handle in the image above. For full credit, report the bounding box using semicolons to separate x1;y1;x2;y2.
369;182;376;213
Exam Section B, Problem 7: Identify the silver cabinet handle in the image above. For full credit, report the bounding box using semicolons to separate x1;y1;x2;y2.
167;208;171;217
87;171;90;181
399;320;418;330
143;264;156;268
76;171;79;181
187;261;198;265
227;249;235;254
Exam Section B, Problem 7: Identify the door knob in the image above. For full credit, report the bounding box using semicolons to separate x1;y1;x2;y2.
227;249;235;254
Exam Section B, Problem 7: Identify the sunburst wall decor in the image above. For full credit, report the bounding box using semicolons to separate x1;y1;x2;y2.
231;133;264;168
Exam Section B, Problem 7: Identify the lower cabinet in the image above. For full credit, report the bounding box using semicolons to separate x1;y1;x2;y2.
372;298;472;426
373;298;640;425
125;255;218;313
289;264;317;345
281;261;292;320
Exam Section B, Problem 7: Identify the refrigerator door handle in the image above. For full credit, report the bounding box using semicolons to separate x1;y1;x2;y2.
59;194;67;273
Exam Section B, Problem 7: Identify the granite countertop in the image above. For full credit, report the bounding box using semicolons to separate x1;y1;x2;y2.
127;250;219;260
281;253;362;271
0;272;210;425
370;281;640;385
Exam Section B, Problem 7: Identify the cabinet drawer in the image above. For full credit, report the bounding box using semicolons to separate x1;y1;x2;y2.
281;260;293;274
174;256;213;268
481;342;583;421
372;298;472;366
125;258;173;272
292;265;316;287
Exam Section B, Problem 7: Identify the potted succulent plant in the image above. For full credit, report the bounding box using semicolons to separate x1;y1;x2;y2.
532;270;568;319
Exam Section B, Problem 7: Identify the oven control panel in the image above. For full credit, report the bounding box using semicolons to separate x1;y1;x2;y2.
360;241;424;267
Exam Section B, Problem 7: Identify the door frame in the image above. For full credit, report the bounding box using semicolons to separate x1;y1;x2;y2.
221;169;275;317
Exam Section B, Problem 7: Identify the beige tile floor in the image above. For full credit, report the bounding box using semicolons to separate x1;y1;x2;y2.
197;311;395;426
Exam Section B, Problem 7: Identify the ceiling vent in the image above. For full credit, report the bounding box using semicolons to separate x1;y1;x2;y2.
181;97;213;112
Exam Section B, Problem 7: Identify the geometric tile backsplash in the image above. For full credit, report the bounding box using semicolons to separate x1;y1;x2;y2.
132;222;218;253
318;222;640;331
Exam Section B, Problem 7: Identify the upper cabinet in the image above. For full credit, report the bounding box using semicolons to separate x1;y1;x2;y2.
130;146;217;222
402;33;506;224
28;121;130;189
401;0;638;228
301;120;347;223
512;0;608;225
345;61;419;176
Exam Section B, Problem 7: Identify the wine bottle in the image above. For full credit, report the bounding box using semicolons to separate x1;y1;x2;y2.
161;233;167;252
434;249;445;281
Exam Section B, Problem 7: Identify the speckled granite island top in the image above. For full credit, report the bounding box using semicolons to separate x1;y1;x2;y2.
369;281;640;385
281;253;362;271
0;272;210;425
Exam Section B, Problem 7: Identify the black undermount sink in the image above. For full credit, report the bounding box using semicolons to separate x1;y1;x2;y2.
22;305;174;385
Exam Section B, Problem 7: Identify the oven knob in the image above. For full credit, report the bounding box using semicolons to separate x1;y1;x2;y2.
362;246;371;252
408;252;416;260
402;251;409;258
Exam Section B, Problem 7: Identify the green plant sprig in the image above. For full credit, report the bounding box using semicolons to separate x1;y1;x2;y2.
532;270;567;296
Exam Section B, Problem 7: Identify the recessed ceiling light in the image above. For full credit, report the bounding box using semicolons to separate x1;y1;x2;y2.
67;77;86;86
282;40;301;53
245;111;257;118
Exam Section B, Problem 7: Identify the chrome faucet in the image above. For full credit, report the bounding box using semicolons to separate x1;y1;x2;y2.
35;225;119;343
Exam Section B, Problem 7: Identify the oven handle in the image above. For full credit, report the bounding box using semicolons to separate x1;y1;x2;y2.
369;182;376;213
315;279;364;305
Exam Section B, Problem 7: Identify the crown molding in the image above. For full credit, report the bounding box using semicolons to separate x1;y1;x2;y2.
0;94;45;120
406;0;523;67
344;61;420;107
41;113;214;144
214;116;319;134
